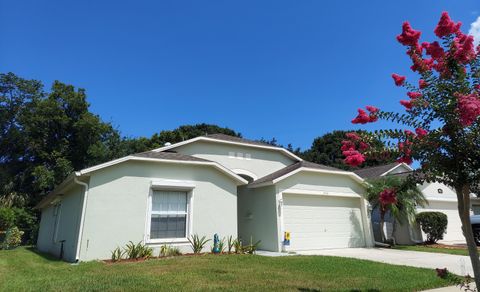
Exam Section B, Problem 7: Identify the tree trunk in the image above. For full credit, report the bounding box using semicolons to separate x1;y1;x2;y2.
456;184;480;287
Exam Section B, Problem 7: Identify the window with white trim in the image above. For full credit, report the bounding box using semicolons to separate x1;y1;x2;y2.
150;190;188;239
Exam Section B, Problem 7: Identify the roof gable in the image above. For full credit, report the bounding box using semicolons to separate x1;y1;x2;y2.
248;161;364;188
151;134;302;162
353;163;412;179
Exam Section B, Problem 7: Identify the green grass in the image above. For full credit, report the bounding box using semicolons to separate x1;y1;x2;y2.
393;245;470;256
0;247;450;291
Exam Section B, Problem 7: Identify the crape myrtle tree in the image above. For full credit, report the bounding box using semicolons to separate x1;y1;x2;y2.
341;12;480;283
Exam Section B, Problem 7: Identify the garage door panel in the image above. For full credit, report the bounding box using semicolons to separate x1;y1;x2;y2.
283;194;365;250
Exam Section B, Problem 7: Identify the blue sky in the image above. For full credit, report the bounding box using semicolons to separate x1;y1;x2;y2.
1;1;479;150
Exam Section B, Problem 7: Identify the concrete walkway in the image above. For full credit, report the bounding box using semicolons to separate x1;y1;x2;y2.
296;248;473;276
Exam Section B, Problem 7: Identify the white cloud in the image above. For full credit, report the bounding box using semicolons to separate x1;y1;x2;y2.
469;16;480;46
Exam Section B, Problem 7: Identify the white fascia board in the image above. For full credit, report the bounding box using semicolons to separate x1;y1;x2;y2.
248;167;365;189
426;197;458;203
380;163;414;177
150;136;303;162
79;156;248;185
272;167;365;185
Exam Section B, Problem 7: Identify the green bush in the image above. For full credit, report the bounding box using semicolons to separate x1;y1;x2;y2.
0;207;16;230
0;207;37;244
1;226;24;249
416;212;448;244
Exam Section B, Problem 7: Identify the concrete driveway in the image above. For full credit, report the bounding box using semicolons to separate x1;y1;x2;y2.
296;248;473;276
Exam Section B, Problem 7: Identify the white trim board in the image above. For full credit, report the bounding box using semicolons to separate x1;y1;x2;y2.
380;163;413;177
248;167;365;189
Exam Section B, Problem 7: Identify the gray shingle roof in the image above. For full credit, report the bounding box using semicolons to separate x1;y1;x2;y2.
353;162;402;179
204;133;277;147
249;161;341;187
132;151;211;162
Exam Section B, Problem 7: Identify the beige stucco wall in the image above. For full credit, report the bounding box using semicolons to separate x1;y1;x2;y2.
237;185;278;251
78;160;239;261
275;171;365;195
37;184;84;262
173;141;296;179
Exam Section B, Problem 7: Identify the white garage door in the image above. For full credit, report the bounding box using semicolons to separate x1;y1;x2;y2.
283;194;366;250
418;201;464;242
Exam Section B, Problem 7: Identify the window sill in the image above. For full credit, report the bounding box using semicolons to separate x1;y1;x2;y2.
146;238;189;245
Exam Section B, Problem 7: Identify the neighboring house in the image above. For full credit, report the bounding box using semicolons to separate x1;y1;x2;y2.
355;162;477;244
36;134;374;262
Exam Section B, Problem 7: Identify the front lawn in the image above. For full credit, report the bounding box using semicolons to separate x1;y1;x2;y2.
393;244;473;256
0;247;450;291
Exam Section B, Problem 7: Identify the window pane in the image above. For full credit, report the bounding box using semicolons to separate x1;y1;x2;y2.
152;190;187;214
150;215;186;239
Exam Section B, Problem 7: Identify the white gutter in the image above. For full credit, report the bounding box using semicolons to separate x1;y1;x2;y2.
74;175;89;262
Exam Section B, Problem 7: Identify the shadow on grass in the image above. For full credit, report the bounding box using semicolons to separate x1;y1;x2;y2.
25;246;62;262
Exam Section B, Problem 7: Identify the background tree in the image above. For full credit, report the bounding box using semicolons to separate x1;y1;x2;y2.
303;130;394;170
364;176;426;242
341;12;480;285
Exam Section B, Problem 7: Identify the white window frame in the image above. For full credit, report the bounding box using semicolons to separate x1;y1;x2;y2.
145;180;195;244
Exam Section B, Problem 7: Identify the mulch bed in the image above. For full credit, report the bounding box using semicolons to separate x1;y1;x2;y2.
419;243;477;250
103;252;237;264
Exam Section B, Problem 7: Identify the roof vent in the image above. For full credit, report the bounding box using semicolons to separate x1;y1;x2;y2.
164;142;172;146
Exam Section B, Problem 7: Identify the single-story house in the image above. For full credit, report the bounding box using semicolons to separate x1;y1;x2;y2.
354;162;478;244
36;134;374;262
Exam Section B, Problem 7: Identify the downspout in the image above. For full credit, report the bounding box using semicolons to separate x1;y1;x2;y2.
74;174;89;262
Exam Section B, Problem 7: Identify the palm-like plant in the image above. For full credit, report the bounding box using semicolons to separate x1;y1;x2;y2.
364;176;427;243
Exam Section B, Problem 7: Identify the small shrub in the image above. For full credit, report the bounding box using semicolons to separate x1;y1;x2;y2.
159;244;182;257
125;241;152;259
233;238;242;254
140;245;153;259
1;226;24;249
111;247;124;262
227;235;234;253
217;237;225;253
188;234;210;254
416;212;448;244
243;237;261;254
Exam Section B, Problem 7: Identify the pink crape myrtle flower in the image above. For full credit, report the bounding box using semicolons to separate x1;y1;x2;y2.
397;22;421;46
422;41;445;60
341;140;355;151
434;12;461;38
457;93;480;126
343;150;366;167
352;106;379;124
407;92;422;99
345;132;361;141
419;79;428;89
400;100;413;110
359;141;370;151
351;109;371;124
392;74;406;86
453;33;476;64
415;128;428;138
379;188;397;206
366;105;379;113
